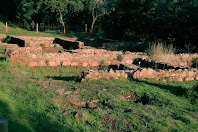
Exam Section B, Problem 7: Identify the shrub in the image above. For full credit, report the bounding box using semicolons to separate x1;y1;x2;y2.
54;44;57;48
192;57;198;68
60;47;64;51
98;61;109;71
117;54;123;61
146;42;176;63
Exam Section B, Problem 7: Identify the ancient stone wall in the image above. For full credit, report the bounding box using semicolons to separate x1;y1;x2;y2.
0;43;18;48
79;68;198;82
7;49;146;67
168;54;198;67
10;36;55;47
54;38;84;49
134;54;198;68
0;34;7;41
4;36;25;47
6;47;198;69
133;68;198;81
6;47;43;55
3;35;84;49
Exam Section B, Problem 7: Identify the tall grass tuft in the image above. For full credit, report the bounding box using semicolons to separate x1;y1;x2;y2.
146;42;176;63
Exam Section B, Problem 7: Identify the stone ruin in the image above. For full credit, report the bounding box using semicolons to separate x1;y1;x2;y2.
0;34;198;82
2;35;84;52
79;67;197;82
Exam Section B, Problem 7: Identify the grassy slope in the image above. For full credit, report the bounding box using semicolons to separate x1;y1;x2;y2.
0;14;104;39
0;15;197;131
0;14;75;37
0;49;197;131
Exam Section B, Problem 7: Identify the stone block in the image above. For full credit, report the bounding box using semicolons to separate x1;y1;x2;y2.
82;62;88;67
38;60;47;66
29;62;38;67
71;62;79;67
62;61;71;66
89;61;99;67
48;61;57;67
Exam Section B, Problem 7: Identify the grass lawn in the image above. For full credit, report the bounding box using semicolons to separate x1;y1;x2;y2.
0;48;197;131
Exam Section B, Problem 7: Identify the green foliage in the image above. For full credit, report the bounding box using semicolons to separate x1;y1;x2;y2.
0;48;5;53
60;47;64;51
53;44;57;48
98;61;109;71
117;54;123;61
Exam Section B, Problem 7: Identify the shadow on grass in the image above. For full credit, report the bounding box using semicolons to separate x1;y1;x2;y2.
0;57;6;61
0;100;33;132
131;78;188;97
29;110;72;132
0;99;72;131
46;76;79;82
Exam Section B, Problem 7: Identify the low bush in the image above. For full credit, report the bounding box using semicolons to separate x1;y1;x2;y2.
117;54;123;61
98;61;109;71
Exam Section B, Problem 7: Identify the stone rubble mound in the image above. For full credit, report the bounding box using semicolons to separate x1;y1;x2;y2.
79;68;198;82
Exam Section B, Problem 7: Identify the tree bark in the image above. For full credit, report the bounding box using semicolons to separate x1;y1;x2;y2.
90;18;96;33
90;6;106;33
59;14;65;34
90;8;96;33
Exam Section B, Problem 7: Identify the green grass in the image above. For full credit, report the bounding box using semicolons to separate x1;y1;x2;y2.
0;14;104;39
0;56;197;131
0;14;197;131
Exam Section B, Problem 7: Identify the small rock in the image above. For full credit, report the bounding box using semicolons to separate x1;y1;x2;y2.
29;61;38;67
75;112;88;121
82;62;88;67
89;61;99;67
71;62;78;67
38;60;47;66
118;95;126;101
56;89;65;95
64;91;72;95
109;68;114;74
62;61;71;66
48;61;57;67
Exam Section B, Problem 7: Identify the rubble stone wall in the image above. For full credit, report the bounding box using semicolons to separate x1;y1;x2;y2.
6;47;198;69
133;68;198;81
0;43;18;48
0;34;7;41
54;38;84;49
5;36;84;49
80;68;198;82
7;49;146;67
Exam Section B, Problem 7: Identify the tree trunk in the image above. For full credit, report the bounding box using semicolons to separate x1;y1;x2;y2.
59;14;65;34
90;18;96;33
90;7;96;33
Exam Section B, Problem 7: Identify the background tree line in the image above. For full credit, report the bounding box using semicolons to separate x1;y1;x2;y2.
1;0;198;51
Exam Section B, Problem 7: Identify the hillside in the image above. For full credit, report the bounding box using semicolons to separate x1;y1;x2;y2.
0;48;197;131
0;13;198;132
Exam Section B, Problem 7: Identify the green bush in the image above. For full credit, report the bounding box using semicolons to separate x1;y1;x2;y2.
117;54;123;61
54;44;57;48
98;61;109;71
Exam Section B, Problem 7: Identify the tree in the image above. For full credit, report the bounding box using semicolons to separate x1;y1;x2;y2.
36;0;84;33
87;0;115;32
